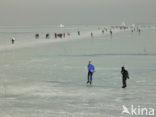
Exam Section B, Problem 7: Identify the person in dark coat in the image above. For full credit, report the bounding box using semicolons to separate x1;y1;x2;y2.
46;33;50;39
55;33;57;38
91;32;93;37
121;67;129;88
78;31;80;36
11;36;15;44
110;30;112;35
35;34;39;39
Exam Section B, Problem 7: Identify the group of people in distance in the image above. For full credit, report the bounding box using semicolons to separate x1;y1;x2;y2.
35;33;51;39
12;28;115;44
54;33;66;38
35;32;71;39
87;60;129;88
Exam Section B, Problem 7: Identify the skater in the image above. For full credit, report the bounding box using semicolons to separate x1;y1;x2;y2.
60;33;63;38
78;31;80;36
35;34;39;39
54;33;57;38
91;32;93;37
87;60;95;85
46;33;50;39
121;67;129;88
67;32;70;36
63;33;66;38
11;36;15;44
58;33;62;38
110;30;112;35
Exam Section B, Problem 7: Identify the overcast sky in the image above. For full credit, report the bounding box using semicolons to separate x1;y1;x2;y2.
0;0;156;26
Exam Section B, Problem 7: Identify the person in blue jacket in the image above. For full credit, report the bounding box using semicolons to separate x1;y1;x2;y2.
87;60;95;85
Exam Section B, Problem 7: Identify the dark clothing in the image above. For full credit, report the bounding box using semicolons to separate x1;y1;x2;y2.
78;31;80;36
87;71;93;85
122;77;127;88
121;69;129;79
12;39;14;44
55;33;57;38
46;34;49;39
110;30;112;35
121;68;129;88
35;34;39;39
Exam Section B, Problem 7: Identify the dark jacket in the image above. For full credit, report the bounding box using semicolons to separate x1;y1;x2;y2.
121;69;129;79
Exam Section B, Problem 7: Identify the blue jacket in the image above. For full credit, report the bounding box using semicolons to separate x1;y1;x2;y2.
88;64;94;72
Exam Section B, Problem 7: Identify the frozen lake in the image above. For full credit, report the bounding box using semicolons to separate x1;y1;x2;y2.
0;25;156;117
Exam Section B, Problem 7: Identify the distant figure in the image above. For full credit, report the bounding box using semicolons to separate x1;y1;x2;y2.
35;34;39;39
102;30;104;34
138;29;141;36
58;33;62;38
55;33;57;38
67;32;70;36
87;60;95;85
91;32;93;37
60;33;62;38
121;67;129;88
46;33;50;39
138;29;141;33
110;30;112;35
63;33;66;38
11;36;15;44
78;31;80;36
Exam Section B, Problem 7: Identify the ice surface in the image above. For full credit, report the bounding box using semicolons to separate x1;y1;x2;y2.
0;25;156;117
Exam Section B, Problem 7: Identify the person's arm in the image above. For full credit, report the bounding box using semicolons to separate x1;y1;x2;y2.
127;71;129;79
121;70;123;74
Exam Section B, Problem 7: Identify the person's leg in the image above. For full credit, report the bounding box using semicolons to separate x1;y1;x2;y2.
87;72;90;84
122;78;125;88
90;72;93;85
124;78;127;87
122;78;126;88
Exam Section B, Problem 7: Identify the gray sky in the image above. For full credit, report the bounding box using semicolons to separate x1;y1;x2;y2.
0;0;156;25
